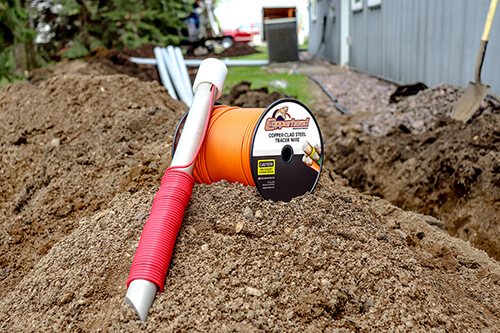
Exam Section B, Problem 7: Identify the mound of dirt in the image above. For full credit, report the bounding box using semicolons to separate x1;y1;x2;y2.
218;81;289;108
116;44;156;59
28;59;106;84
0;75;187;298
217;42;260;58
1;74;499;331
28;56;160;84
28;42;261;86
84;47;160;82
318;80;500;260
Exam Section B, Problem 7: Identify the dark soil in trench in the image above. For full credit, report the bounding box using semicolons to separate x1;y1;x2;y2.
0;59;499;331
315;81;500;261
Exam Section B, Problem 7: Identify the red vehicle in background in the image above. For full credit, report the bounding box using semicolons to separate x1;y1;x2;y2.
221;23;261;48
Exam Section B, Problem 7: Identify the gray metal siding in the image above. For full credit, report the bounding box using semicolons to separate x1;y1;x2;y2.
325;0;341;63
310;0;500;95
308;0;341;63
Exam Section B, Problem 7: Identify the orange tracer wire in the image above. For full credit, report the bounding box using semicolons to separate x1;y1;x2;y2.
192;105;265;187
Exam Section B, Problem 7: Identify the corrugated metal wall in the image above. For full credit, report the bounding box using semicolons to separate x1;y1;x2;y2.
309;0;500;95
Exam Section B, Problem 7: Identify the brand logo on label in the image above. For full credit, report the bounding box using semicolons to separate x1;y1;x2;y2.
264;106;310;131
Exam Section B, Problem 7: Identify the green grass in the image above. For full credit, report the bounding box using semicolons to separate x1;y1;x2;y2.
0;76;25;88
223;46;315;105
224;67;314;104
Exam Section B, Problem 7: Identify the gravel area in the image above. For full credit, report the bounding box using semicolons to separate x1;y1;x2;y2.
313;71;396;115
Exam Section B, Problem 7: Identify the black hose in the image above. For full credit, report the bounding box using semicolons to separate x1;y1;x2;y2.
307;73;349;115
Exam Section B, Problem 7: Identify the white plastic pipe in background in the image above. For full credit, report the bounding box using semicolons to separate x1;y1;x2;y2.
153;47;177;100
174;47;194;105
131;48;193;105
129;57;157;65
129;57;269;68
183;58;269;67
164;46;192;106
125;58;228;321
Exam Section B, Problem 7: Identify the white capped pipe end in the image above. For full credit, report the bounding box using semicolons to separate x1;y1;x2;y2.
192;58;228;100
125;279;157;321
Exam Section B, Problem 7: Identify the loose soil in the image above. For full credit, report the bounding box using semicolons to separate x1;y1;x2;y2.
0;75;187;300
0;62;499;331
218;81;289;108
216;74;499;261
28;42;259;86
216;42;260;58
311;73;499;261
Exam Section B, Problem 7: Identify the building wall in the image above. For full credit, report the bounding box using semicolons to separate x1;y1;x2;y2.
309;0;500;95
309;0;341;64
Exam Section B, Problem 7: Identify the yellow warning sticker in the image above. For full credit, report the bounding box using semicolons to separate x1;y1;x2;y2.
257;159;275;175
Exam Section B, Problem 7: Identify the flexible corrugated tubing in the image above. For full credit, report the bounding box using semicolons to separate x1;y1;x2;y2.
127;86;216;291
127;93;271;291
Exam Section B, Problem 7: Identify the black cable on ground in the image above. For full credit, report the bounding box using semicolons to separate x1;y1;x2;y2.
307;73;349;115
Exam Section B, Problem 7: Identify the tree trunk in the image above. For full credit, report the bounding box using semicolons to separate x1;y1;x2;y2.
15;0;38;76
14;41;27;76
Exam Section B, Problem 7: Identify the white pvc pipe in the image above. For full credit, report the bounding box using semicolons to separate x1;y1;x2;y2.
161;47;182;101
165;46;191;106
153;47;178;100
166;45;191;106
129;57;269;68
184;58;269;67
125;279;157;321
130;57;157;65
170;82;214;173
125;59;228;321
174;47;194;105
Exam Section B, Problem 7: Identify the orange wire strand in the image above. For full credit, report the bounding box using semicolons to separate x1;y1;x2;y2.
193;105;264;186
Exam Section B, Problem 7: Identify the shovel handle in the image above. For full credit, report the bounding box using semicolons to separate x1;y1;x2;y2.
482;0;498;42
475;0;498;84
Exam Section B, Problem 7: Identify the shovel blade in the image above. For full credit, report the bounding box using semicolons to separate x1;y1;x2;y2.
451;82;490;122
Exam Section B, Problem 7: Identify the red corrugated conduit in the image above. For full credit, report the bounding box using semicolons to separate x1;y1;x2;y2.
127;85;215;291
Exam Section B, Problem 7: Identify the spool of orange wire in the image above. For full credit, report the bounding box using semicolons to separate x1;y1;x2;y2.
173;98;323;202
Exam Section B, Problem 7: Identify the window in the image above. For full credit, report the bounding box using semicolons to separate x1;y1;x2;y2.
367;0;382;8
352;0;363;12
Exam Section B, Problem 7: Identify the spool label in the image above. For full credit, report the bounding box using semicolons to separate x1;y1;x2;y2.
251;99;323;202
257;160;276;175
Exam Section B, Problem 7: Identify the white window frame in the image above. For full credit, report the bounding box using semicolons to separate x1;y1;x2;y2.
367;0;382;8
351;0;363;12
